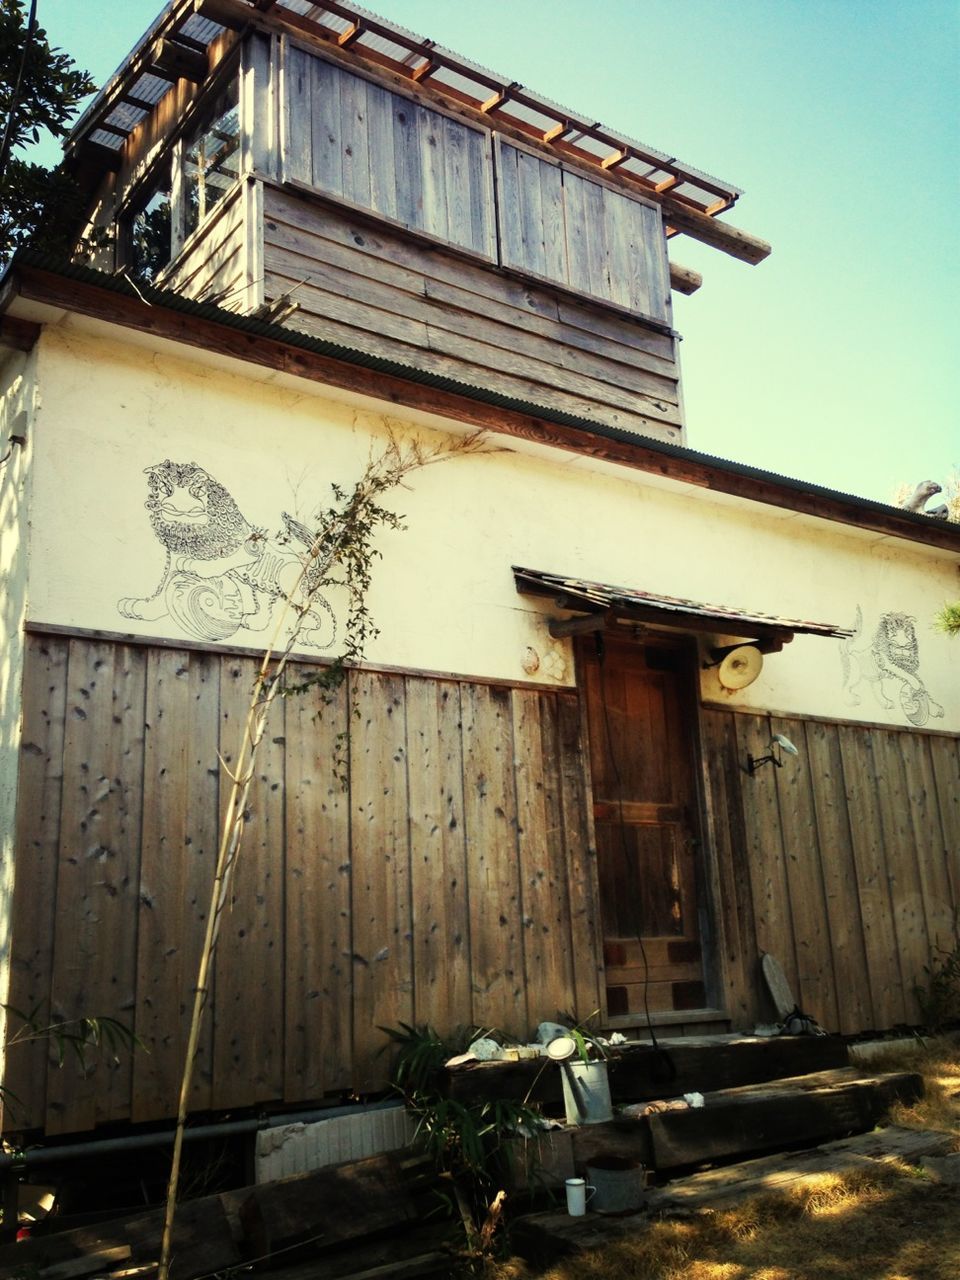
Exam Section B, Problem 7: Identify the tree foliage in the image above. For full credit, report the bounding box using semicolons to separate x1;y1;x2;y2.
0;0;95;260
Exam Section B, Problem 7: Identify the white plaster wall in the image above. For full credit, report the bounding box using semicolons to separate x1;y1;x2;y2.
24;324;960;733
0;344;37;1031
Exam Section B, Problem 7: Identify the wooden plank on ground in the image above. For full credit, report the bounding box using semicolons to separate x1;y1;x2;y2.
238;1153;417;1260
406;678;471;1034
646;1123;956;1211
349;671;413;1089
6;634;69;1129
284;670;353;1099
460;682;526;1034
646;1069;922;1169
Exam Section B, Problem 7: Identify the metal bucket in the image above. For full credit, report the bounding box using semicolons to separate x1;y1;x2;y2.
585;1155;646;1213
560;1059;613;1125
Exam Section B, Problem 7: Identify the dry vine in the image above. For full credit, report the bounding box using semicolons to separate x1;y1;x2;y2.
158;430;488;1280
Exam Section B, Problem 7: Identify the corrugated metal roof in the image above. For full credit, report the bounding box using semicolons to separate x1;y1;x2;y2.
512;567;855;639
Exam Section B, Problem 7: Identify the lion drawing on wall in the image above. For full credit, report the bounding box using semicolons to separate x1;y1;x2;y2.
839;605;943;727
118;460;335;648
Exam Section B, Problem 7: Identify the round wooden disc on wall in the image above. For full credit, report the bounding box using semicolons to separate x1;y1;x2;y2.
718;644;763;690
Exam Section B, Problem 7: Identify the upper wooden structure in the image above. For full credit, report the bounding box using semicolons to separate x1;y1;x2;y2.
69;0;770;446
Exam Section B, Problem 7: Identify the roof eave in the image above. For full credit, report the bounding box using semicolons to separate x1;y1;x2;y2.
1;252;956;556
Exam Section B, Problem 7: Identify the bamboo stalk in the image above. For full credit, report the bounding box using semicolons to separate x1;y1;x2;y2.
157;432;487;1280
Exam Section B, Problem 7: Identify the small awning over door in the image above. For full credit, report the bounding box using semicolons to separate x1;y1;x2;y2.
512;566;853;648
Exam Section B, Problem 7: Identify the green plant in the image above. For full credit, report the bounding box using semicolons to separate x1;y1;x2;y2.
1;1002;142;1122
934;600;960;637
913;928;960;1033
382;1023;546;1197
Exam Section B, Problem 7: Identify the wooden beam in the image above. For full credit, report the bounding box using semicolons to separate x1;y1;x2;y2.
338;21;363;48
669;261;703;295
600;149;627;171
0;315;41;351
543;122;569;144
8;262;956;551
150;37;209;83
549;614;607;638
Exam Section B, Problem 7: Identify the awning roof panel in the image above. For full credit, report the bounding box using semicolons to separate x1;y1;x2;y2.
513;567;854;642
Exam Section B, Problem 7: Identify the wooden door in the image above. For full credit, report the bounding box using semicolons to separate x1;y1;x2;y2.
579;632;707;1017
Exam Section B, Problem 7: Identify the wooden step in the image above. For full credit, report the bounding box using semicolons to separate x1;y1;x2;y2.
644;1067;922;1169
511;1124;954;1268
505;1068;922;1188
445;1033;851;1108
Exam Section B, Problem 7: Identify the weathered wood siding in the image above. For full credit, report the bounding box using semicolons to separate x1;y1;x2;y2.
162;183;249;310
6;632;601;1136
702;707;960;1034
496;139;669;323
282;44;496;261
262;185;683;440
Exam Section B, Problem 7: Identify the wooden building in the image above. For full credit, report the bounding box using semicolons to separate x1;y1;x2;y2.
0;0;957;1141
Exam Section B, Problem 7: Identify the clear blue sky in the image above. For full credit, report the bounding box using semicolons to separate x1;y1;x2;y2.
31;0;960;506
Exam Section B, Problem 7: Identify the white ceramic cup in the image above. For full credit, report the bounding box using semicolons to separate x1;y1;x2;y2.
565;1176;596;1216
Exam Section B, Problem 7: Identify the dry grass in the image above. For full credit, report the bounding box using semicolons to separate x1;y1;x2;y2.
493;1036;960;1280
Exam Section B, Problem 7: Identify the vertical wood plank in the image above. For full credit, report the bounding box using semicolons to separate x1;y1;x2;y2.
557;691;603;1020
213;657;285;1108
366;81;399;223
699;708;760;1026
339;70;371;209
349;672;412;1088
512;690;574;1025
562;170;590;296
516;148;546;279
310;55;343;197
769;717;840;1030
901;735;957;952
392;99;423;230
282;43;312;185
46;641;146;1135
928;736;960;912
133;649;190;1121
735;714;799;1013
539;157;567;284
406;679;471;1034
837;727;908;1027
642;203;670;322
6;635;69;1129
442;116;472;252
284;671;353;1099
460;682;526;1034
469;128;496;260
873;730;930;1021
582;178;609;300
804;720;872;1033
418;105;448;243
602;187;633;311
132;650;220;1123
494;138;523;270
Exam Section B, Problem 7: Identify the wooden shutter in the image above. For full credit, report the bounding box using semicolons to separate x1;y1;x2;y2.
283;44;495;259
495;136;669;322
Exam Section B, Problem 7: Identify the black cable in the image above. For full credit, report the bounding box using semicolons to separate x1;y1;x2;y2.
595;631;675;1083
